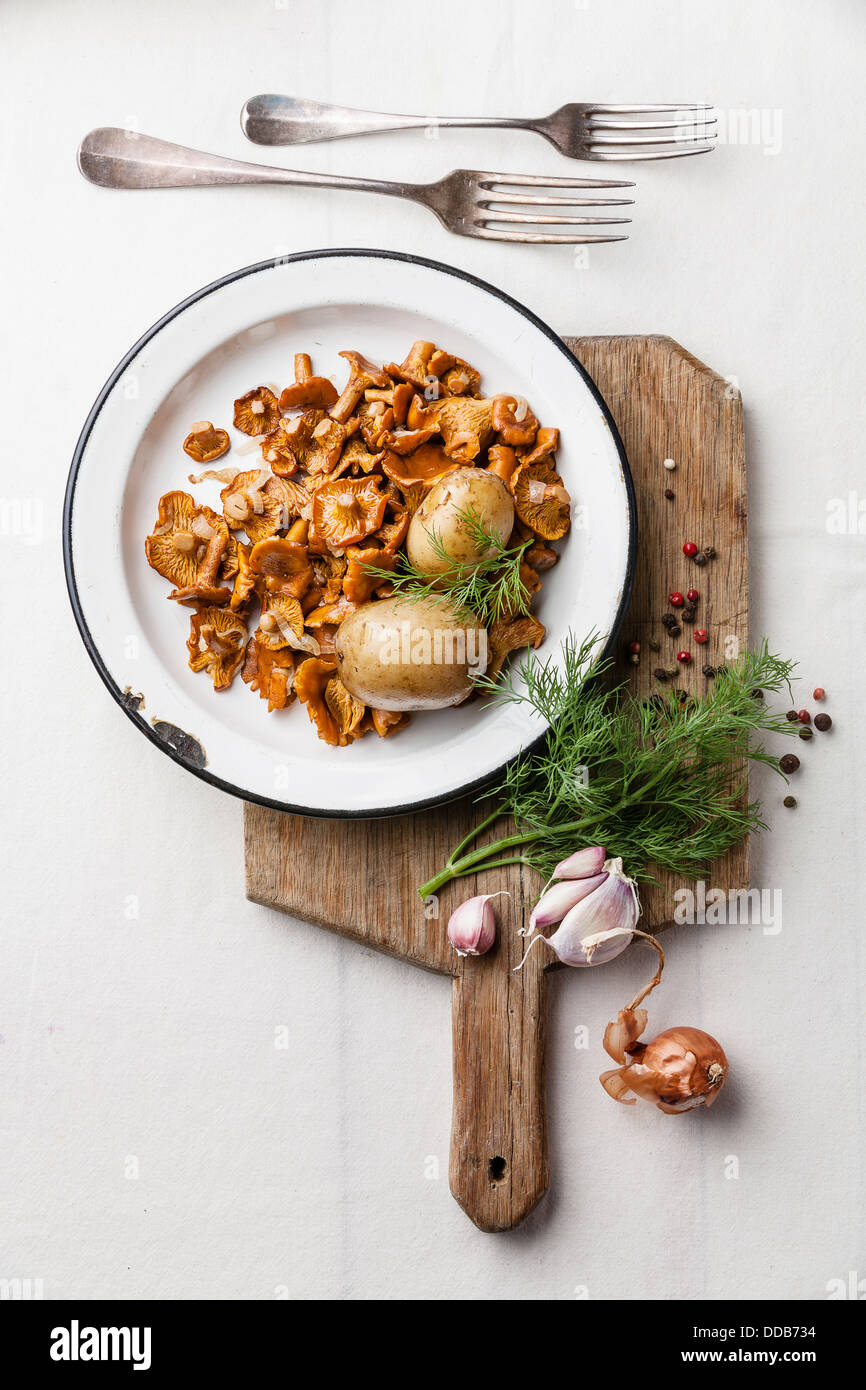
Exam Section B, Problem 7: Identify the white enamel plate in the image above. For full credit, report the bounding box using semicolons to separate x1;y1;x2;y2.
64;251;636;817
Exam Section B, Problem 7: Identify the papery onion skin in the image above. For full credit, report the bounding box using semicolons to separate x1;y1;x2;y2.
603;1007;648;1064
601;1016;728;1113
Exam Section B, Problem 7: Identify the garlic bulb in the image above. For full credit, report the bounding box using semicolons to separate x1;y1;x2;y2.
547;860;639;966
447;892;507;957
518;857;639;969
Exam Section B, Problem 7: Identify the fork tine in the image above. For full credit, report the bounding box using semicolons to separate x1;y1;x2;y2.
478;172;635;189
483;211;631;226
584;145;714;160
475;228;629;244
485;191;633;207
589;115;717;131
586;103;713;115
587;132;716;146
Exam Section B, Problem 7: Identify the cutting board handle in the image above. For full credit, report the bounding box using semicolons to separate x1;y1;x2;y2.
449;950;549;1232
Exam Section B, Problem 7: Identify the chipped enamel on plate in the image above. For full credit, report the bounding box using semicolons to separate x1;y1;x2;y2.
65;251;635;817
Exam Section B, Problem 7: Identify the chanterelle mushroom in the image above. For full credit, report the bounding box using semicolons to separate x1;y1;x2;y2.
145;491;230;601
492;395;539;448
311;476;388;549
521;426;559;465
340;435;382;475
279;352;339;412
294;657;346;746
436;396;495;462
386;340;436;390
305;416;347;474
242;639;296;712
439;358;481;397
342;544;398;605
486;614;546;683
309;551;347;603
228;542;257;612
324;674;366;741
233;387;281;437
220;470;294;544
187;606;248;690
183;421;230;464
249;537;315;600
256;594;305;650
510;459;571;540
330;351;391;424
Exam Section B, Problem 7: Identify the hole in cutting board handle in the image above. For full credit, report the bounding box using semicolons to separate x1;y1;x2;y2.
488;1156;507;1184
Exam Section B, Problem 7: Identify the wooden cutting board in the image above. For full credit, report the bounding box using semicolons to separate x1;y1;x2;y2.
244;335;747;1232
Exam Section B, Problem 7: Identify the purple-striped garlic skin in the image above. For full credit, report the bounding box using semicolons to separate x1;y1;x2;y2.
550;846;607;881
545;859;640;967
528;874;609;935
447;893;505;957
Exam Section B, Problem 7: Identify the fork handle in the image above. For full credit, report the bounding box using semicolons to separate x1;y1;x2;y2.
77;128;417;200
242;94;538;146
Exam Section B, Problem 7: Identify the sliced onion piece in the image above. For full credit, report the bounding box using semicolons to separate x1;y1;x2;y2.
188;466;244;485
191;513;216;541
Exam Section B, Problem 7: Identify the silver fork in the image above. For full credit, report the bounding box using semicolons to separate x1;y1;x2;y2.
241;95;716;161
77;129;634;244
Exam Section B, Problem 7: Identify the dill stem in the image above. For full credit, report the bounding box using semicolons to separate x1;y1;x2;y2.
445;806;502;866
418;818;591;898
418;767;673;898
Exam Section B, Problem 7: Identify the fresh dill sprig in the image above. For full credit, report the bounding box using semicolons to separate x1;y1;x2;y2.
418;632;800;898
361;506;532;626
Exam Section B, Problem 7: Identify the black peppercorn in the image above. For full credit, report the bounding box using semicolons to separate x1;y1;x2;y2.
703;545;716;559
654;667;669;681
648;638;660;652
785;709;799;722
779;753;800;773
664;488;675;499
783;795;797;808
751;688;764;700
681;604;696;624
814;713;832;731
661;612;677;628
693;551;708;566
702;664;716;678
668;623;681;637
799;727;813;740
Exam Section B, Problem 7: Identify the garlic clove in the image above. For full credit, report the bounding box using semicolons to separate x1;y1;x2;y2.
551;845;606;880
528;873;608;934
446;892;507;957
547;869;639;967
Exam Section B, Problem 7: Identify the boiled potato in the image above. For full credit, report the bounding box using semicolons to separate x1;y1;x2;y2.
335;595;487;711
406;467;515;576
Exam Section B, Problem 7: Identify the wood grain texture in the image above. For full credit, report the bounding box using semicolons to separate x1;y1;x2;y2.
244;335;747;1232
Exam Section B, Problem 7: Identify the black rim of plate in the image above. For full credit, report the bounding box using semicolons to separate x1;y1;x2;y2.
63;248;638;820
